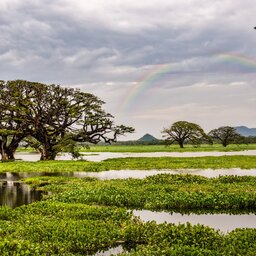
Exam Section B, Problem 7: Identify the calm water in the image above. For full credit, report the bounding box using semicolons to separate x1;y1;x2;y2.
133;210;256;233
94;245;124;256
2;169;256;182
13;150;256;162
72;169;256;179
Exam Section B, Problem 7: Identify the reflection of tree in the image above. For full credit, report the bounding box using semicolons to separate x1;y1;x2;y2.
0;181;43;208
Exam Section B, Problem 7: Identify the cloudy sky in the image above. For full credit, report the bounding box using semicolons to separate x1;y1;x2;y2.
1;0;256;140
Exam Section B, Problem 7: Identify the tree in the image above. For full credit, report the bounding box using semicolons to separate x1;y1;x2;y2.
0;80;30;160
162;121;209;148
10;80;134;160
208;126;243;147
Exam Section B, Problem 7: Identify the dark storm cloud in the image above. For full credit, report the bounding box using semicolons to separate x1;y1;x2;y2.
1;0;255;79
0;0;256;138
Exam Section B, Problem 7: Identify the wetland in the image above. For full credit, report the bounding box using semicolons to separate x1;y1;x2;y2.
1;152;256;255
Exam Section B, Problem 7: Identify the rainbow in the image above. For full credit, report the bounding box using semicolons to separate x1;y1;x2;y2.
216;53;256;69
121;63;172;112
120;53;256;112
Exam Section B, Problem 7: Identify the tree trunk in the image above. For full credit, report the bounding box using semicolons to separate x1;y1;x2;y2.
1;152;8;161
222;140;228;147
0;136;24;161
5;149;15;160
0;139;15;161
40;146;58;160
178;140;184;148
1;147;16;161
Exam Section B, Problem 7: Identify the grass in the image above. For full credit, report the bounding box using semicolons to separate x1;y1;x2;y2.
1;155;256;173
82;143;256;152
95;155;256;170
0;160;93;173
16;143;256;153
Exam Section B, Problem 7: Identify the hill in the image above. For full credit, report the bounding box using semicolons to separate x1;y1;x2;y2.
138;133;159;142
235;126;256;136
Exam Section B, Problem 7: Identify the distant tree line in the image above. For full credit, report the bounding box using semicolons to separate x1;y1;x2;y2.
0;80;134;161
243;136;256;144
100;121;256;147
162;121;250;148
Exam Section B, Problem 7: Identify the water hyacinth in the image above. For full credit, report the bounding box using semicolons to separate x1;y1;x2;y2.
38;174;256;212
1;169;256;254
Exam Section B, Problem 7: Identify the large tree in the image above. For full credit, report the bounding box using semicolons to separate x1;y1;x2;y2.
162;121;209;148
208;126;243;147
22;81;134;160
0;80;30;160
0;80;134;160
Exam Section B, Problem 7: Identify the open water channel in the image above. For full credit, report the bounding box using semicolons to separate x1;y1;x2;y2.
13;150;256;162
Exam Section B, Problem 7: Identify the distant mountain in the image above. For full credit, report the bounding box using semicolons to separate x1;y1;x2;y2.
138;133;159;142
235;126;256;136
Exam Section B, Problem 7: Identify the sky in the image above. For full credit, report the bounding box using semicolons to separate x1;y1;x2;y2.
0;0;256;140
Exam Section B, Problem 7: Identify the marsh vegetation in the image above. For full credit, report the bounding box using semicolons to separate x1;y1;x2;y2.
1;172;256;255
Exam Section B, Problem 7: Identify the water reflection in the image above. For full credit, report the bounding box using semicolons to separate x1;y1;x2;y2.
2;169;256;183
0;181;44;208
0;172;75;181
133;210;256;233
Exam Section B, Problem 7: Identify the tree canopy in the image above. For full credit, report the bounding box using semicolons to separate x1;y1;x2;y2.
208;126;243;147
0;80;134;160
0;80;31;160
162;121;209;148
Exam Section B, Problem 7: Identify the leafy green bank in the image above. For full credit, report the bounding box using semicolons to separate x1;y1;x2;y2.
26;174;256;212
1;174;256;254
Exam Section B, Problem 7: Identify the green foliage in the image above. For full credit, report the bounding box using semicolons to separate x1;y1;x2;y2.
0;80;134;161
2;199;255;255
120;224;256;255
0;206;14;220
223;228;256;255
162;121;210;148
1;173;256;254
0;202;132;255
209;126;243;147
53;135;81;159
27;174;256;212
121;222;223;255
